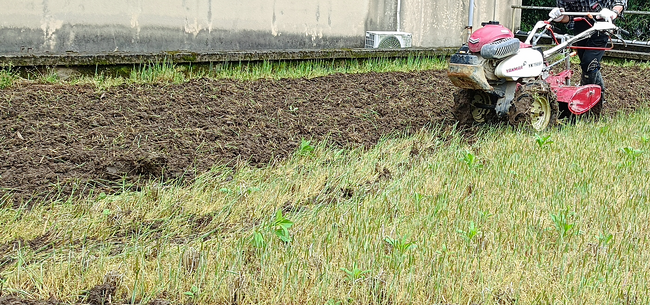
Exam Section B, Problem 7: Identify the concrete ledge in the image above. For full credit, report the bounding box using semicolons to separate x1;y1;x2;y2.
0;48;457;67
605;50;650;61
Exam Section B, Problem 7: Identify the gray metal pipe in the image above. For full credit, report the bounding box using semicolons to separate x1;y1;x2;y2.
468;0;475;30
397;0;402;32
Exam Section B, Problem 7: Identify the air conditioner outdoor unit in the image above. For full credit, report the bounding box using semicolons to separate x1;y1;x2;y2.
365;31;412;49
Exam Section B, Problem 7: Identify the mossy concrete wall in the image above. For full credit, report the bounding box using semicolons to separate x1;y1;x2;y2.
0;0;521;55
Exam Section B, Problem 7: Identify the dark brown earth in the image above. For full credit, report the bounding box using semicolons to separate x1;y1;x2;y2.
1;66;649;205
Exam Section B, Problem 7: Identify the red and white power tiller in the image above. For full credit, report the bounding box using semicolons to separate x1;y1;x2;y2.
448;10;628;131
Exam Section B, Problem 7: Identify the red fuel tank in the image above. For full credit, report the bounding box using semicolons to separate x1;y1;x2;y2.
468;22;515;53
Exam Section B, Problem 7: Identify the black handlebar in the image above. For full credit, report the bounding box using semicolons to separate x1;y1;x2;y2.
619;28;630;36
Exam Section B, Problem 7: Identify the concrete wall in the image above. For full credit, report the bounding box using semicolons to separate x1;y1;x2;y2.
0;0;521;54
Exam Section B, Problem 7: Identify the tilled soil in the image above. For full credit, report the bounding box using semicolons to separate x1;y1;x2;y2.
1;66;649;204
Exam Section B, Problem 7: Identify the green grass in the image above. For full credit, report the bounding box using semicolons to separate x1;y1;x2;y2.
209;55;449;81
1;55;449;90
0;67;18;89
604;58;650;69
2;106;650;304
2;55;647;90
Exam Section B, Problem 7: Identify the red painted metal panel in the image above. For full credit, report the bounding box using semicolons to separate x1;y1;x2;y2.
547;70;601;115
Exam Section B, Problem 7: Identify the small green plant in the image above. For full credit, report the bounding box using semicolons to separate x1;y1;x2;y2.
297;139;315;156
272;210;294;243
618;147;644;168
640;136;649;145
0;68;18;89
183;285;200;299
340;262;370;282
457;221;481;242
384;236;417;255
97;192;108;201
460;150;482;169
619;146;643;159
249;211;294;248
550;209;575;239
534;134;554;149
42;69;59;83
219;188;232;193
385;235;417;268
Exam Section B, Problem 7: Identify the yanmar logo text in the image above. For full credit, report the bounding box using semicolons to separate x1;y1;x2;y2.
506;65;524;73
506;61;543;73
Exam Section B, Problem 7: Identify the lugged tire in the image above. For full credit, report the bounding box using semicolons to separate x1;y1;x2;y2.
508;80;559;131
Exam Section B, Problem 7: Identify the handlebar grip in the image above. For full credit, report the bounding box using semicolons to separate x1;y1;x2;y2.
620;28;630;36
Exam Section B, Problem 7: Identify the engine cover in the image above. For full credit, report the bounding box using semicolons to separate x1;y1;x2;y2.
495;48;545;81
468;23;515;53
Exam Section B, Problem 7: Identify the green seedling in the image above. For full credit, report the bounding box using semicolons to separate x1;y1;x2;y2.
384;236;417;255
550;209;575;238
619;146;643;159
385;235;417;268
219;188;232;193
250;211;294;248
298;139;315;156
460;150;482;169
534;134;554;149
272;210;294;243
183;285;200;299
340;262;370;282
457;221;481;242
97;192;108;200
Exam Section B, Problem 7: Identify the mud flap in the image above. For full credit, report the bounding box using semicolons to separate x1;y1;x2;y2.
555;85;601;115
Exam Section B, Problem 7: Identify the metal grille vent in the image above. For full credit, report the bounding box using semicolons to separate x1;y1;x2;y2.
365;31;412;49
480;38;521;59
377;36;402;48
